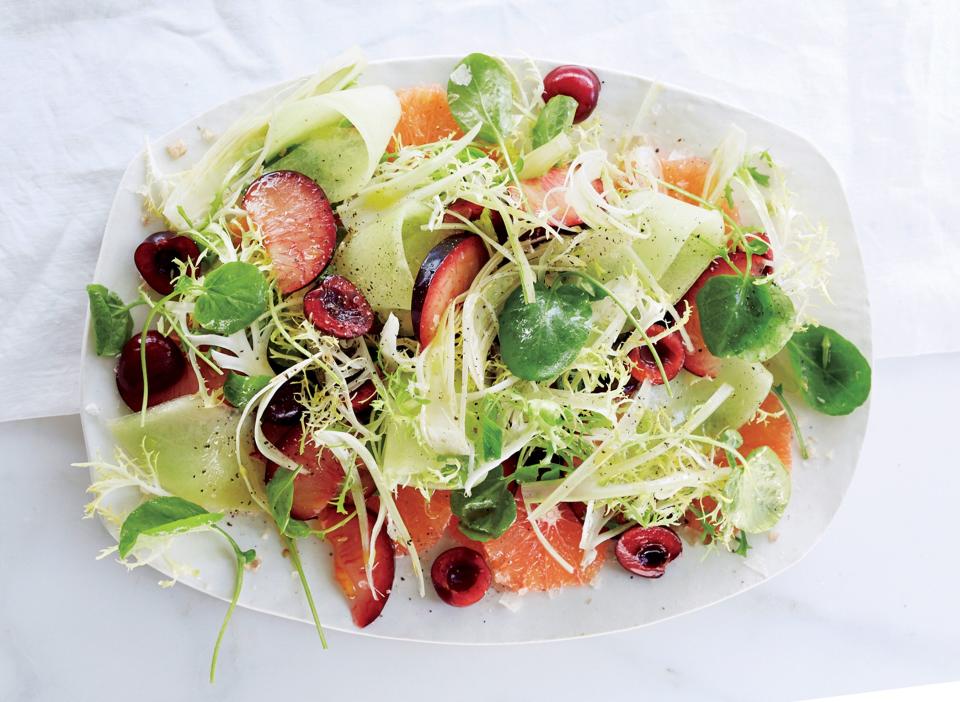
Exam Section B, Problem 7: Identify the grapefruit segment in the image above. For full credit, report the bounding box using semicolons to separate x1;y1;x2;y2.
393;487;453;554
737;393;794;470
391;84;463;150
478;497;604;592
660;156;739;223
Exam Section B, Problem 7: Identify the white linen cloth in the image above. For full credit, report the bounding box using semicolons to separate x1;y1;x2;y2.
1;0;958;423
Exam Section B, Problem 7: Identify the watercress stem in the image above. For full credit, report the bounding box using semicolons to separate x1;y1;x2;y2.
139;290;178;425
771;384;810;460
284;534;328;649
208;525;247;684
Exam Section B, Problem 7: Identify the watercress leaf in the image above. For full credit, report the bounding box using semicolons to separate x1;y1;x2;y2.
747;166;770;187
266;467;299;536
512;463;541;483
223;373;272;408
532;94;577;149
724;446;791;533
498;282;593;381
540;464;563;481
733;531;752;557
194;261;269;335
447;53;518;144
119;496;223;558
284;519;313;539
451;468;516;542
86;284;133;356
743;235;770;256
697;275;795;362
784;324;871;415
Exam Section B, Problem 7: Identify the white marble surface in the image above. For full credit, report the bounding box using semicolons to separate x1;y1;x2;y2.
2;353;958;701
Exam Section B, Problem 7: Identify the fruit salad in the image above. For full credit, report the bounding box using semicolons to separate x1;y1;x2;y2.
81;51;871;677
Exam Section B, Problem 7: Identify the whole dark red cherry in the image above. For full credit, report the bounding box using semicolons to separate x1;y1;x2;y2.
134;231;201;295
115;331;188;410
542;65;602;123
430;547;492;607
615;526;683;578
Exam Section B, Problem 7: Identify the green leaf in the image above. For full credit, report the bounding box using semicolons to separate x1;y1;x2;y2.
266;466;301;537
223;373;272;408
743;235;770;256
723;182;735;209
531;95;577;149
784;325;871;416
498;281;593;381
697;275;795;362
451;467;517;542
447;53;518;144
747;166;770;187
733;530;752;557
724;446;791;533
118;496;223;558
194;262;269;334
477;396;503;462
86;284;133;356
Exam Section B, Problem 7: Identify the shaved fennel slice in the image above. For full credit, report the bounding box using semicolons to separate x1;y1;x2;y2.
522;492;575;574
703;126;746;204
161;50;384;229
263;85;401;191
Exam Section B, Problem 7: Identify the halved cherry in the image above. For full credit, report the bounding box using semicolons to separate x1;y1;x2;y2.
116;331;191;410
133;231;201;295
519;166;602;228
615;525;682;578
443;199;485;224
303;275;374;339
680;253;766;377
242;170;337;295
350;379;377;413
412;234;489;346
430;546;492;607
261;378;304;425
264;427;346;520
319;507;395;627
627;324;685;385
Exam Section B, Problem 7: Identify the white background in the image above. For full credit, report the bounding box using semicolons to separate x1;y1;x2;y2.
2;1;959;700
1;0;959;422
